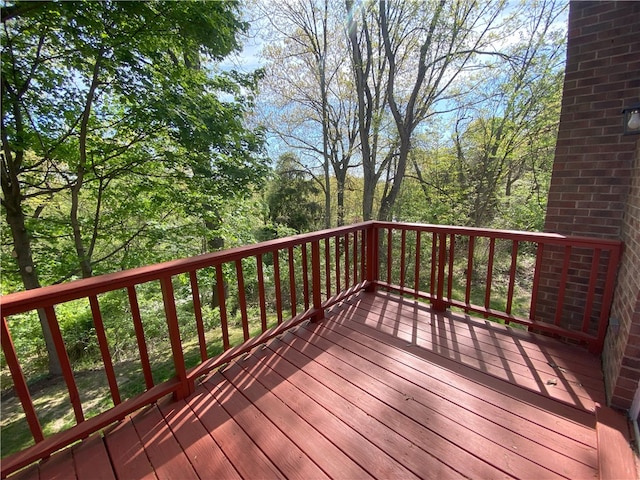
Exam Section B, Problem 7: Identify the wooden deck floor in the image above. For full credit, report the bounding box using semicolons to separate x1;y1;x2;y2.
9;291;637;479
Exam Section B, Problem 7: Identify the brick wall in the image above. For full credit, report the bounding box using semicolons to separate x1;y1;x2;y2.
604;142;640;409
541;1;640;409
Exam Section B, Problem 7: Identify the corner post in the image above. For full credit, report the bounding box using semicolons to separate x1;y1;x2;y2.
365;222;379;292
310;240;325;322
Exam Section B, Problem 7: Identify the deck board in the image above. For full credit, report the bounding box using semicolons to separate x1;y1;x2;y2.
72;433;115;480
104;412;157;480
203;368;330;480
158;398;242;480
233;347;406;479
356;293;605;390
8;291;633;480
131;404;199;480
284;325;576;478
347;294;603;407
188;379;285;479
255;342;426;479
221;357;373;479
297;315;598;467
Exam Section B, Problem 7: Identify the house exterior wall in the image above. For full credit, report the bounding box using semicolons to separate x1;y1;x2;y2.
542;1;640;410
605;141;640;409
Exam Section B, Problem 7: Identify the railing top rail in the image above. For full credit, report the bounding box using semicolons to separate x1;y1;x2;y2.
0;222;372;317
371;221;623;249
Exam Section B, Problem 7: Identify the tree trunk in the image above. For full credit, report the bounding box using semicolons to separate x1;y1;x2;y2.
346;0;377;222
3;172;63;376
70;53;103;279
205;214;227;309
2;76;62;376
336;170;346;226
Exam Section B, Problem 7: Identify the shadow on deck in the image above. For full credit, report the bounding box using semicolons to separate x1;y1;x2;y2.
8;292;637;480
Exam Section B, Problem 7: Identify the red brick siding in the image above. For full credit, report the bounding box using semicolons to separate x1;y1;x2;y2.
541;1;640;409
605;142;640;409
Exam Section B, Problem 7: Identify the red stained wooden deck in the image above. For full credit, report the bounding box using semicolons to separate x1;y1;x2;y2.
8;291;636;480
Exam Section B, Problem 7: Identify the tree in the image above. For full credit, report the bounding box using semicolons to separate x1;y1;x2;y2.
266;153;323;233
1;1;266;375
345;0;395;221
256;0;359;227
446;0;566;227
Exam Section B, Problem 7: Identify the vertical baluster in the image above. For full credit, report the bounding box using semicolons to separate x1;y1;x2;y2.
334;236;340;293
414;230;422;296
344;233;350;288
89;295;121;405
288;246;297;317
235;259;249;341
273;250;283;324
189;271;207;362
529;242;545;321
257;254;268;332
353;231;358;284
581;248;601;334
399;228;407;291
505;240;519;323
430;231;437;297
554;245;572;326
484;237;496;317
160;276;190;398
365;224;379;292
360;228;366;282
387;228;393;285
465;236;475;306
311;240;324;322
1;316;44;443
301;244;310;310
127;286;153;389
447;234;455;300
324;238;331;298
43;305;84;423
215;264;230;351
434;232;447;311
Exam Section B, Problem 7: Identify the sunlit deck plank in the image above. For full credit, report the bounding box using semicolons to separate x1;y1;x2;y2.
269;330;509;478
158;398;241;480
104;414;157;480
296;308;598;477
256;342;430;479
320;311;598;453
349;292;603;410
359;291;604;384
200;371;330;480
233;346;410;478
186;377;285;479
130;405;198;480
219;358;374;479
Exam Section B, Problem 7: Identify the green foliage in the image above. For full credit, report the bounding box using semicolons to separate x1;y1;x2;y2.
266;153;323;233
1;0;267;290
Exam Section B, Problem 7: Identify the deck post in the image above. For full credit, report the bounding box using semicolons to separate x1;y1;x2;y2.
310;240;325;322
365;222;379;292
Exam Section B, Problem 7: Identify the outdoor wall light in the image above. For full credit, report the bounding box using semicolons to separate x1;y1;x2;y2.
623;103;640;135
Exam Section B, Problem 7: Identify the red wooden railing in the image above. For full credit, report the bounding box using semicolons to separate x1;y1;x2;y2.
372;222;621;352
0;221;622;478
